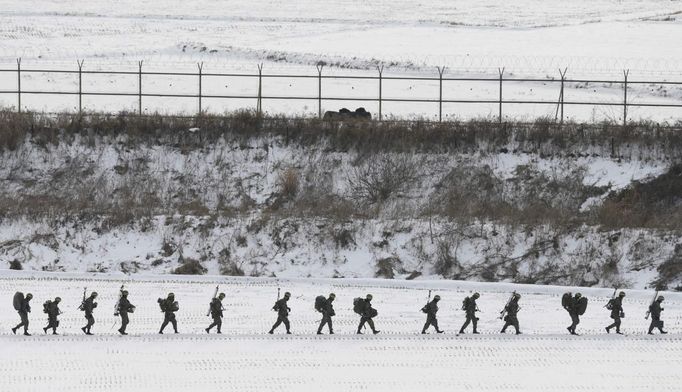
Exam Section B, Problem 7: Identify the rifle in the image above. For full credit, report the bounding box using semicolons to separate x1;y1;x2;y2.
499;291;516;320
77;287;86;310
421;290;432;313
604;287;617;308
207;285;219;317
645;290;659;319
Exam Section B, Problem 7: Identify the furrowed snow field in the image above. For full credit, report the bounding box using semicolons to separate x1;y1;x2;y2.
1;271;681;392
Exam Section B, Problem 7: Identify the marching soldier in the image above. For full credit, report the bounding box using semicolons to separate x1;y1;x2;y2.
12;293;33;336
356;294;380;334
43;297;62;335
648;296;668;335
158;293;179;334
269;291;292;334
316;293;336;335
80;292;98;335
206;293;226;334
567;292;587;335
501;293;522;334
116;290;135;335
421;294;444;334
605;291;626;334
459;292;480;334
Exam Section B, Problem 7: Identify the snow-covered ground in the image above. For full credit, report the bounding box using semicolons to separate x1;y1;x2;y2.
0;271;680;391
0;0;681;121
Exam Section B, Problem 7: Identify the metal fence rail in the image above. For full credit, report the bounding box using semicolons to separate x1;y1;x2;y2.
1;59;681;125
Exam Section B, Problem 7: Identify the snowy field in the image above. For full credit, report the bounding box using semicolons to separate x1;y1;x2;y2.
1;271;681;391
1;0;681;121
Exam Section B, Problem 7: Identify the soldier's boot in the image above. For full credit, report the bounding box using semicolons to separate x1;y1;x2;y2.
205;327;210;334
286;330;292;334
501;328;506;333
81;327;87;334
52;331;58;335
43;327;48;334
660;329;668;334
515;331;522;335
616;330;623;335
605;326;610;333
472;331;480;334
11;327;17;334
23;332;31;336
567;326;573;334
437;329;444;333
268;330;274;334
421;330;427;334
356;329;363;334
317;330;323;335
647;329;654;335
329;330;334;334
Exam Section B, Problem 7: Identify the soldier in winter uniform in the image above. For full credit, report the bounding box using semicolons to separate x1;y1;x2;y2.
316;293;336;335
421;295;444;334
12;293;33;336
269;292;292;334
206;293;226;334
356;294;380;334
648;296;668;335
567;293;587;335
43;297;62;335
80;292;98;335
605;291;626;334
501;293;522;334
459;292;480;334
116;290;135;335
159;293;179;334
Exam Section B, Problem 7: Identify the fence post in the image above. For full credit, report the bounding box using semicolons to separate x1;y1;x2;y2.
316;64;324;119
437;66;445;122
138;60;143;115
623;69;629;127
256;63;263;116
197;62;203;115
77;60;84;114
498;67;505;124
377;65;384;121
557;67;567;125
16;58;21;113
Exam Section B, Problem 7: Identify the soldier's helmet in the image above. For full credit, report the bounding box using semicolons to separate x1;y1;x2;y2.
473;292;480;298
434;295;441;301
26;293;33;299
168;293;175;298
366;294;373;300
329;293;336;299
575;293;582;298
55;297;62;302
658;296;665;302
122;290;129;296
284;292;291;298
91;292;98;298
514;293;521;299
619;291;626;297
218;293;226;299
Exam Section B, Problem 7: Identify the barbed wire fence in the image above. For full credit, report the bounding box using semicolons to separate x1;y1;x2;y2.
1;58;681;126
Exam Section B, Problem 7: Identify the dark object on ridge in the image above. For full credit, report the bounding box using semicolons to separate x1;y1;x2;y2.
323;107;372;120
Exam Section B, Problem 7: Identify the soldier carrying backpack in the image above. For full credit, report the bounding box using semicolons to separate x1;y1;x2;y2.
315;293;336;335
43;297;62;335
269;291;292;334
354;294;380;334
421;294;444;334
205;293;226;334
500;293;522;335
158;293;179;334
567;293;588;335
80;292;98;335
459;293;480;334
648;296;668;335
12;292;33;336
605;291;626;335
116;290;135;335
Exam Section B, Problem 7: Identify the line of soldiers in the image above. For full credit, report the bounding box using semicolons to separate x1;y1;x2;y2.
9;290;671;336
